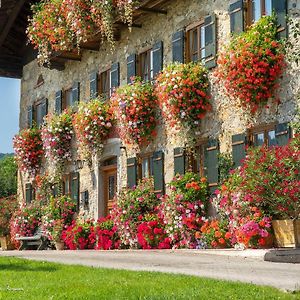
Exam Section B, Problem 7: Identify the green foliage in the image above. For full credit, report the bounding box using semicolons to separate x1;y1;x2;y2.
0;196;18;236
0;257;297;300
0;155;17;198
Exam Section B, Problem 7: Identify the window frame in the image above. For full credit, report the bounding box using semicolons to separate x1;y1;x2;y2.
245;0;273;28
185;20;206;64
137;46;153;82
189;138;209;177
63;87;73;110
137;152;153;180
99;68;111;99
248;122;277;148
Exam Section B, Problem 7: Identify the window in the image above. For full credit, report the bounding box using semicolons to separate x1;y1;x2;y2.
25;183;34;204
249;124;276;148
27;98;48;128
137;49;153;82
138;153;153;179
246;0;272;26
186;21;206;63
35;101;45;128
61;172;80;210
99;69;111;99
64;88;73;110
189;142;208;177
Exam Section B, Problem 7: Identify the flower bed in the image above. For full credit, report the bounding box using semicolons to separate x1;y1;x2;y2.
112;78;157;147
42;111;73;171
73;98;113;162
155;62;211;130
13;128;44;177
216;15;285;113
159;173;209;248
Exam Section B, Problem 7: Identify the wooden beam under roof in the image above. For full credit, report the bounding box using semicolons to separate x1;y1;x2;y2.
0;0;26;48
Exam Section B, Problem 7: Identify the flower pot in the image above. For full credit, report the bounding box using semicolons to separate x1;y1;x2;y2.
54;241;65;250
272;220;300;248
0;235;14;250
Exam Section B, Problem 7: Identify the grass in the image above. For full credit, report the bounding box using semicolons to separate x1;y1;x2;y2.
0;257;299;300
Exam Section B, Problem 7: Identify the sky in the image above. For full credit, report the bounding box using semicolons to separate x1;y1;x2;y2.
0;77;20;153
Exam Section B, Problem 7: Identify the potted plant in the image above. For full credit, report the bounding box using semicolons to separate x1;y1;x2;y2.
51;219;65;250
0;196;18;250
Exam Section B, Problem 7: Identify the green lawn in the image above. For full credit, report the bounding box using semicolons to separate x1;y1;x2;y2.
0;257;298;300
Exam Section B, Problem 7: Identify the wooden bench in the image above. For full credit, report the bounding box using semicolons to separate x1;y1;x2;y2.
15;228;48;250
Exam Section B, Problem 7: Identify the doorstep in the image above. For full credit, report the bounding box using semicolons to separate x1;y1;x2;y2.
264;248;300;263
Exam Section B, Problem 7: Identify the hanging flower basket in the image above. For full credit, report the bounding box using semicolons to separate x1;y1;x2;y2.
215;15;285;113
13;128;44;177
155;62;211;131
73;98;113;162
42;110;73;171
112;77;157;147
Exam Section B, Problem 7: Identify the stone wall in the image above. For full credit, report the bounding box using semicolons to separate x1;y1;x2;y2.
19;0;300;219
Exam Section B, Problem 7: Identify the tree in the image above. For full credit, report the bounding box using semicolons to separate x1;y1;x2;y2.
0;156;17;197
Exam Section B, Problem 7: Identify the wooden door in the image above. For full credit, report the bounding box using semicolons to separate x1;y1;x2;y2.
103;165;117;215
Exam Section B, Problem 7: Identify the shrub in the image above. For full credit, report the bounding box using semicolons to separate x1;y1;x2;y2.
0;195;18;236
111;178;160;248
159;172;209;248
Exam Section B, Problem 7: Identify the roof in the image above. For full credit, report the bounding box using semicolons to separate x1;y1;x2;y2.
0;0;170;78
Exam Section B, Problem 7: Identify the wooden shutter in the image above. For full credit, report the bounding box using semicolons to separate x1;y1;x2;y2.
272;0;287;39
55;90;63;114
127;54;136;84
110;62;120;93
52;183;59;198
71;172;80;209
152;41;163;78
27;105;33;128
152;151;165;195
275;122;291;146
232;133;246;168
25;183;33;204
72;82;80;105
41;98;48;123
174;147;185;176
90;72;98;99
204;14;217;69
172;30;185;63
229;0;244;34
127;157;137;188
204;139;219;194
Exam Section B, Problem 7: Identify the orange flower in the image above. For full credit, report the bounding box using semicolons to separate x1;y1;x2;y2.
200;177;207;183
225;232;231;239
215;231;222;238
219;238;225;244
195;231;201;239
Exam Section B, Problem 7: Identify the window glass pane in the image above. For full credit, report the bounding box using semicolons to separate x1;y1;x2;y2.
150;50;154;80
36;103;43;127
268;130;276;147
64;178;70;195
142;158;150;178
200;26;206;60
253;0;262;22
108;175;116;200
66;89;73;108
265;0;272;16
255;132;265;146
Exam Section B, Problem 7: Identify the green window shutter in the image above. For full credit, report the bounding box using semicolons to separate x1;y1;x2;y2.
72;82;80;105
52;183;59;198
127;54;136;84
275;122;291;146
272;0;287;39
90;72;98;99
204;139;219;194
25;183;33;204
172;30;185;63
55;90;62;114
152;41;163;78
152;151;165;195
71;172;80;209
174;147;185;176
229;0;244;34
204;14;217;69
110;62;120;92
232;133;246;168
27;105;33;128
127;157;137;188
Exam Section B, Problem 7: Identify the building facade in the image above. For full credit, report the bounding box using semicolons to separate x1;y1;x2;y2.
17;0;300;219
